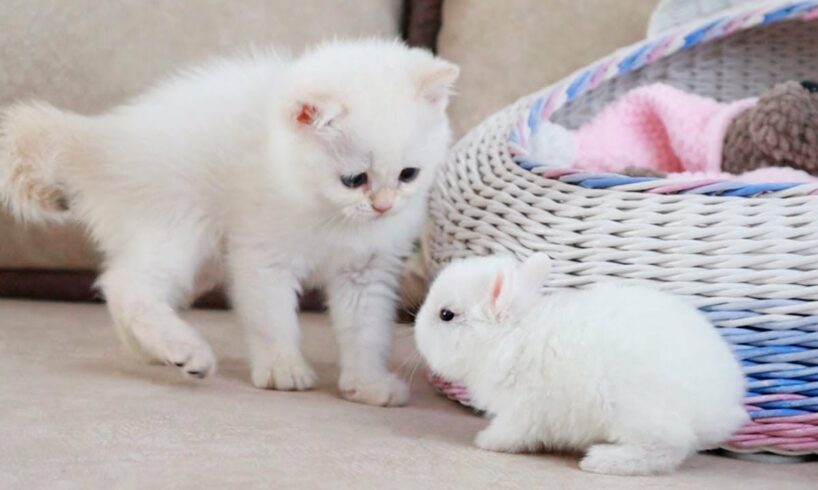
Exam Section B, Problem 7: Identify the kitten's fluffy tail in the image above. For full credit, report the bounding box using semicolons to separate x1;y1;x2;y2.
0;102;90;223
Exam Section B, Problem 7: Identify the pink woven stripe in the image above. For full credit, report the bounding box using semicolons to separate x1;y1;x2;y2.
517;119;529;150
589;60;615;90
744;393;803;404
537;169;577;179
722;10;762;34
646;36;676;64
727;436;818;449
738;422;818;435
648;179;722;194
540;85;563;122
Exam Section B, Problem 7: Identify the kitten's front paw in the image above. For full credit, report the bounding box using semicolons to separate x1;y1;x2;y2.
339;372;409;407
159;334;217;379
251;355;316;391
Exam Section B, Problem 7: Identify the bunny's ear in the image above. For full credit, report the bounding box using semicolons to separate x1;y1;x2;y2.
488;253;551;320
518;253;552;292
488;259;517;319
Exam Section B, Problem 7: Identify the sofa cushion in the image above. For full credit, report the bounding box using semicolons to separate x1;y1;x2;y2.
437;0;658;137
0;0;402;271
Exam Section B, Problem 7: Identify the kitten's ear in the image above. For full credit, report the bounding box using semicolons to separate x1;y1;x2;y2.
417;60;460;107
292;95;346;132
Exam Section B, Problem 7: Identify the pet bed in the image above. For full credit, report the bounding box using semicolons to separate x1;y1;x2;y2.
426;0;818;457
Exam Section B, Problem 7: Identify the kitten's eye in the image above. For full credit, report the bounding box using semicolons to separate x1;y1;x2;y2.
340;172;368;188
398;167;420;183
439;308;456;322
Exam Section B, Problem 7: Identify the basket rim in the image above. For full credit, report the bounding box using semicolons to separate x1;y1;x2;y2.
503;0;818;198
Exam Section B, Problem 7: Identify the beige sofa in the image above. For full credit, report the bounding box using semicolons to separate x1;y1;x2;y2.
9;2;803;488
0;0;657;304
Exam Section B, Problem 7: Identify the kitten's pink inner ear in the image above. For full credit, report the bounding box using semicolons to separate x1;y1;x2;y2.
296;104;318;126
418;62;460;105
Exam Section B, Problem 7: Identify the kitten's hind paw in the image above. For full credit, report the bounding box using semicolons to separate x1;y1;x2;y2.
251;355;316;391
340;372;409;407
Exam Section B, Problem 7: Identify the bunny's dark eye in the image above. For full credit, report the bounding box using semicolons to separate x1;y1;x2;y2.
341;172;368;188
801;80;818;93
398;167;420;183
439;308;456;322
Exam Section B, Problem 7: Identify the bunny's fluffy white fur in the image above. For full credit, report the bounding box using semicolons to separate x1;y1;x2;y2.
415;254;747;475
1;39;458;406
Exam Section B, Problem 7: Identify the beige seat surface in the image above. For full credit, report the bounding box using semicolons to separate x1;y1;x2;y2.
438;0;659;137
1;300;815;488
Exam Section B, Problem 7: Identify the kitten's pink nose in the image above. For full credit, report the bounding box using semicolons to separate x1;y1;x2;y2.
370;190;395;215
372;203;392;214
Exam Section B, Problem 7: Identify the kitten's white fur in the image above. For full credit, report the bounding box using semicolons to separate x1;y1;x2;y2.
415;254;747;474
1;39;458;406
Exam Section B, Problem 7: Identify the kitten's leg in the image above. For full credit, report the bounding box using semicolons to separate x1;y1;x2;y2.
100;246;216;378
579;411;695;475
474;411;540;453
229;255;315;390
326;255;409;407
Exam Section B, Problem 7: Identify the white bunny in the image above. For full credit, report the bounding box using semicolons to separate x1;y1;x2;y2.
415;253;747;475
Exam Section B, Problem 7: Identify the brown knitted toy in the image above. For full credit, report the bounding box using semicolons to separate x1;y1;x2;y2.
625;80;818;178
722;80;818;175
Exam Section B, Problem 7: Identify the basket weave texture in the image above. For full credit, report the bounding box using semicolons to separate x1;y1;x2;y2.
426;0;818;456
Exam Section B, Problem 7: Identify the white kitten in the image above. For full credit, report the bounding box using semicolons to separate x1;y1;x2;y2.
0;39;459;406
415;254;747;474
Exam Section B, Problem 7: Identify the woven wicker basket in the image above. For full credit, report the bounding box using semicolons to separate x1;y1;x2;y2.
426;0;818;456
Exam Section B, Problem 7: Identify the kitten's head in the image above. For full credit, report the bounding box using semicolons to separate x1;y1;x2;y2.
414;253;552;381
279;40;459;223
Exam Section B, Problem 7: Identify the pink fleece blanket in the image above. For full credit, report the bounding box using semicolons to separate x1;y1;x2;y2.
560;84;816;183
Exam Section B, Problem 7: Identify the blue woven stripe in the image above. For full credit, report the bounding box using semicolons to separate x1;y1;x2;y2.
758;397;818;409
617;43;655;72
746;378;818;395
748;408;811;418
518;160;541;171
763;1;818;23
763;367;818;380
732;345;802;359
757;317;818;331
577;176;657;188
683;19;724;48
527;98;545;135
721;182;801;196
722;328;818;347
566;69;593;101
706;311;757;322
